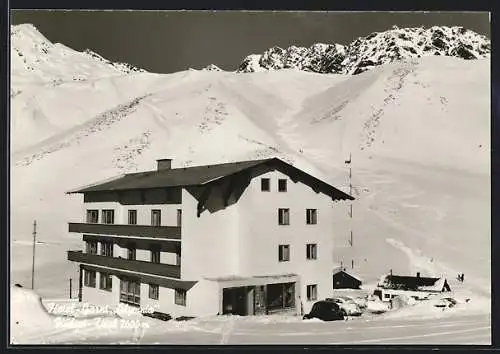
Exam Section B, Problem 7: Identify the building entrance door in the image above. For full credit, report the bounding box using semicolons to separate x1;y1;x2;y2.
222;287;252;315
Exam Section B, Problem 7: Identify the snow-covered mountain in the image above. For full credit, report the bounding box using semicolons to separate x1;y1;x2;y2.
10;23;490;313
10;24;145;94
237;26;490;74
203;64;223;72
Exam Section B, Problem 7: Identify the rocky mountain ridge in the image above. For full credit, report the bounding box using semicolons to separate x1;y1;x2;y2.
237;25;490;74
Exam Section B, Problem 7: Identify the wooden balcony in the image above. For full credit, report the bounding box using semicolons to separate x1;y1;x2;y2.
68;222;181;239
67;250;181;279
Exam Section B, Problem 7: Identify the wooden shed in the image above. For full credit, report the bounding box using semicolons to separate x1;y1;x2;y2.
332;267;362;290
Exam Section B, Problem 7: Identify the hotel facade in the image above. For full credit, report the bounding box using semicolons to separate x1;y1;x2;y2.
67;157;353;318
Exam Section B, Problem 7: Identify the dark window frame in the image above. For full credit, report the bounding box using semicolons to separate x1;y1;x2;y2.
306;209;318;225
307;284;318;301
278;244;290;262
86;209;99;223
278;208;290;225
128;209;138;225
102;209;115;224
278;179;287;192
175;288;187;306
86;240;98;255
150;246;160;264
151;209;162;226
100;241;113;257
261;178;271;192
306;243;317;260
99;272;113;291
149;284;159;300
120;277;141;306
84;269;96;288
127;243;136;261
177;209;182;227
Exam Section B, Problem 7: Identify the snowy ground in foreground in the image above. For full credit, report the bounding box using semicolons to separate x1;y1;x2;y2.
10;287;490;345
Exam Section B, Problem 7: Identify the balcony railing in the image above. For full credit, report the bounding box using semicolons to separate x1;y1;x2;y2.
67;250;181;279
68;223;181;239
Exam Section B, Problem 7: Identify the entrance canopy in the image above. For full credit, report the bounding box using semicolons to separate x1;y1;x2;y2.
205;273;298;288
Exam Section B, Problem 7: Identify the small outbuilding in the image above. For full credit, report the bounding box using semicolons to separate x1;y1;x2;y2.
380;273;451;292
332;267;362;290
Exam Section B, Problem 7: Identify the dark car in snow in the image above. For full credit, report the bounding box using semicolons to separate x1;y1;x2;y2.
303;300;345;321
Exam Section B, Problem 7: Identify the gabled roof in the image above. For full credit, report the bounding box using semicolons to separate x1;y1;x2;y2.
332;267;363;282
68;157;354;201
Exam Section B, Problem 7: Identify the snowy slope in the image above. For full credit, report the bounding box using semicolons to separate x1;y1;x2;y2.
237;26;490;75
11;24;144;89
10;24;490;314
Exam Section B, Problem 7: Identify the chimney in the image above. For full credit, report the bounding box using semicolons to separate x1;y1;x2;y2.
416;272;421;278
157;159;172;171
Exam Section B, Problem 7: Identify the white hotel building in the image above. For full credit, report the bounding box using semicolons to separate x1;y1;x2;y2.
67;157;353;318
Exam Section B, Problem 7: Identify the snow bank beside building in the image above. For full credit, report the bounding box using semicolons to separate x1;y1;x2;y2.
10;287;149;344
10;286;56;344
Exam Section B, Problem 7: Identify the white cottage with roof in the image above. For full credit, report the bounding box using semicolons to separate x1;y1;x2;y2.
67;157;353;318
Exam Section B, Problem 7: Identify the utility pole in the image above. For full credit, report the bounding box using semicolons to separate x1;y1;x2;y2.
345;153;353;247
31;220;37;290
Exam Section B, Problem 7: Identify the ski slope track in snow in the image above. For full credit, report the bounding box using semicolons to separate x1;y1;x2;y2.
10;24;490;343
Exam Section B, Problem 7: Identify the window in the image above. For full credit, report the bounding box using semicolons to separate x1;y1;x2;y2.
261;178;270;191
128;210;137;225
151;209;161;226
86;240;98;255
127;244;136;261
176;252;181;266
384;293;391;299
266;282;295;311
278;208;290;225
306;243;317;260
307;284;318;301
175;288;187;306
102;210;114;224
84;269;96;287
99;272;112;291
278;179;287;192
120;278;140;306
86;210;99;223
150;246;160;264
101;242;113;257
278;244;290;262
149;284;159;300
177;209;182;227
306;209;317;225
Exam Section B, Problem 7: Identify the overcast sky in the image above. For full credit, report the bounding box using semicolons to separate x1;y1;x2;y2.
11;11;491;73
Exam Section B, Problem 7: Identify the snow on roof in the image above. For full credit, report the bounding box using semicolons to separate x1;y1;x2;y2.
419;277;448;292
379;274;447;291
